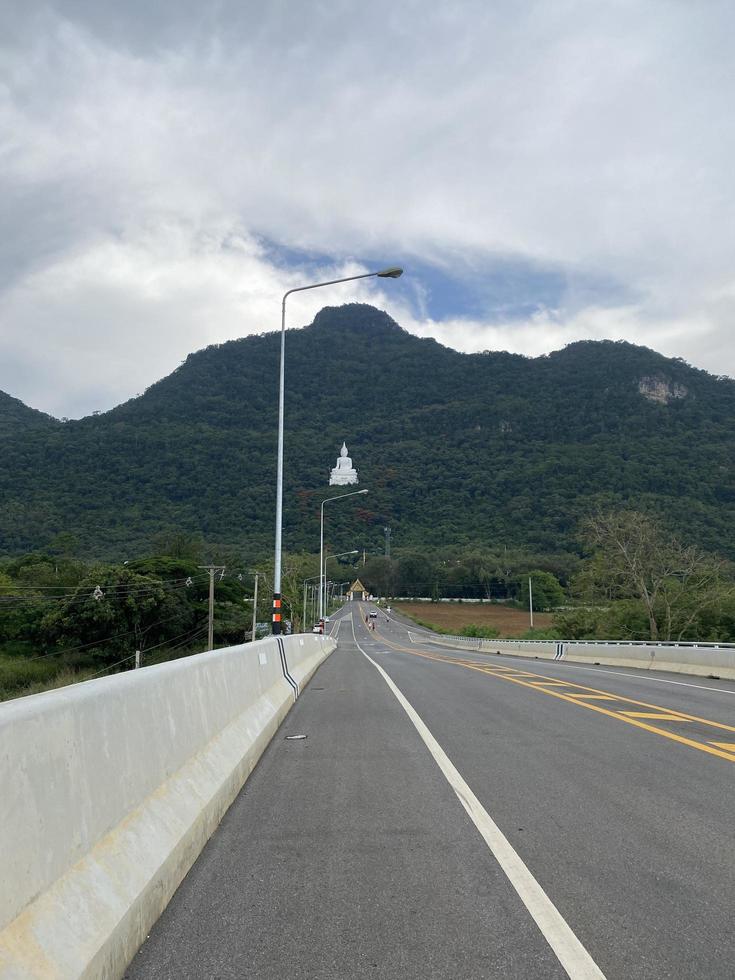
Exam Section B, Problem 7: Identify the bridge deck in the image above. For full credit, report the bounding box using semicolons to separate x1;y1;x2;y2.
126;607;735;979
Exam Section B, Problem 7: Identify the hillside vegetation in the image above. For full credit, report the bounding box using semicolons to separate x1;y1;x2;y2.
1;303;734;561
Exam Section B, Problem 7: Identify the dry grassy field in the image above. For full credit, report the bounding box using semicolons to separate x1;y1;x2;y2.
393;602;552;638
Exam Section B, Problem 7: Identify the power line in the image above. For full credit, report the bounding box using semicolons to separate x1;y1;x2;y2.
86;653;137;679
141;621;209;654
0;573;211;593
161;624;209;655
21;610;202;663
0;577;215;607
78;621;209;680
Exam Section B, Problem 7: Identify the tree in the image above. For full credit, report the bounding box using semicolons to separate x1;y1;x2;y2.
49;532;79;558
520;571;565;611
581;511;733;641
362;556;396;598
39;566;196;665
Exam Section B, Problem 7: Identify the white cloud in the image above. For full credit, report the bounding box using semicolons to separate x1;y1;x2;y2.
1;0;734;415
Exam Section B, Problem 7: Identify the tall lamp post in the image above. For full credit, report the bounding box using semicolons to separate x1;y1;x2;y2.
272;266;403;634
323;550;359;618
302;573;321;629
249;570;259;643
320;491;368;621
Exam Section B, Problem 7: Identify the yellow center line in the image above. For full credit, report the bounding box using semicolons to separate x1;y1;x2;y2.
621;712;693;721
372;628;735;764
563;694;620;700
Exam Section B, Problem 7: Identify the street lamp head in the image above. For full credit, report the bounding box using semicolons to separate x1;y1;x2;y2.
358;489;369;494
376;267;403;279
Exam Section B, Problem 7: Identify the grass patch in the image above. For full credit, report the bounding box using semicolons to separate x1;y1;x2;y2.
395;601;551;639
0;656;100;702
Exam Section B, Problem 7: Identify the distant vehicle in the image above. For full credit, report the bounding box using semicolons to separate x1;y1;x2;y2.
312;619;325;634
386;606;392;614
369;611;378;619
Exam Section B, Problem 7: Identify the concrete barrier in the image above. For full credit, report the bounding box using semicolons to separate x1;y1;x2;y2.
415;631;735;679
0;633;335;979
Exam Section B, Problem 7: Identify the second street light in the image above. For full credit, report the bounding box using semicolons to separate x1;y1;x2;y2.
271;265;403;634
320;491;368;621
323;550;359;620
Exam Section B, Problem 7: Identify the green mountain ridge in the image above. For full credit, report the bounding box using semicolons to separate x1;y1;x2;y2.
0;390;60;438
2;303;734;560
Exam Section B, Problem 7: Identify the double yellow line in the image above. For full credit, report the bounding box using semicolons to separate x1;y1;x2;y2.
374;628;735;765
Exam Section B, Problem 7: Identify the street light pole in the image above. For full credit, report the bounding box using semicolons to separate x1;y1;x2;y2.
320;492;368;621
323;550;359;618
302;573;321;630
251;571;259;643
272;266;403;634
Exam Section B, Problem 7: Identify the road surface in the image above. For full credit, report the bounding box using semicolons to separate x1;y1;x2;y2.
126;604;735;979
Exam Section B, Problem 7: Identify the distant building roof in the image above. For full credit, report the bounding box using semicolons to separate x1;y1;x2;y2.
348;579;367;594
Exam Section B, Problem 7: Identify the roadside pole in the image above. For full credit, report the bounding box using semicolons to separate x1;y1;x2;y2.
529;576;534;629
251;571;259;643
199;565;226;651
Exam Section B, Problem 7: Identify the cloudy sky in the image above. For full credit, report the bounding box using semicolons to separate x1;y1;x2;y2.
1;0;734;418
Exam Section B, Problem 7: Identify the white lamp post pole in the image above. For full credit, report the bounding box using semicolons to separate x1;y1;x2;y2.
302;573;321;630
272;267;402;635
320;493;368;621
251;571;259;642
322;550;358;619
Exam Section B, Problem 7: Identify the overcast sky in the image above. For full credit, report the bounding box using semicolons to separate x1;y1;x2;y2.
1;0;734;418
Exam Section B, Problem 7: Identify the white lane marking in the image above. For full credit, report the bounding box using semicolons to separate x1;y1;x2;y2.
350;618;605;980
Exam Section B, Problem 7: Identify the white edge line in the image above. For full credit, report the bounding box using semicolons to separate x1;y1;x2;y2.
350;616;606;980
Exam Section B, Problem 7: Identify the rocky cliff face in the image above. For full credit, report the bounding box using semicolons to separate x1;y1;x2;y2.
637;376;689;404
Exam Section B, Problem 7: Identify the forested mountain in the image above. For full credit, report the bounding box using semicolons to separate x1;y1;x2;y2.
0;391;59;438
2;304;734;560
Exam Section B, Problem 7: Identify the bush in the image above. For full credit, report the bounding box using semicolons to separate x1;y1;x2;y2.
461;624;499;639
518;627;560;640
553;607;603;640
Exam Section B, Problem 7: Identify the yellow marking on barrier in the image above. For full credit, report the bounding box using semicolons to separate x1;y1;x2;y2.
370;627;735;765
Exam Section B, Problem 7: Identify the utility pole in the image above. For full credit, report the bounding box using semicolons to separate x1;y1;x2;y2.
199;565;226;651
528;576;534;629
251;571;259;643
384;526;391;558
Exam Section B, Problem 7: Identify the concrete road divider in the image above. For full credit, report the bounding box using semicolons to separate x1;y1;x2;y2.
419;632;735;679
0;633;335;980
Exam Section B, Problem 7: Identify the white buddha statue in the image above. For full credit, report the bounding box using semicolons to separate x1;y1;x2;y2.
329;442;358;486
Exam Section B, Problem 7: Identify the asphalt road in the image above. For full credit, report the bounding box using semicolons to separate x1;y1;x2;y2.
126;605;735;979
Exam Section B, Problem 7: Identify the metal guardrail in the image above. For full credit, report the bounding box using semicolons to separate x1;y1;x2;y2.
403;622;735;650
